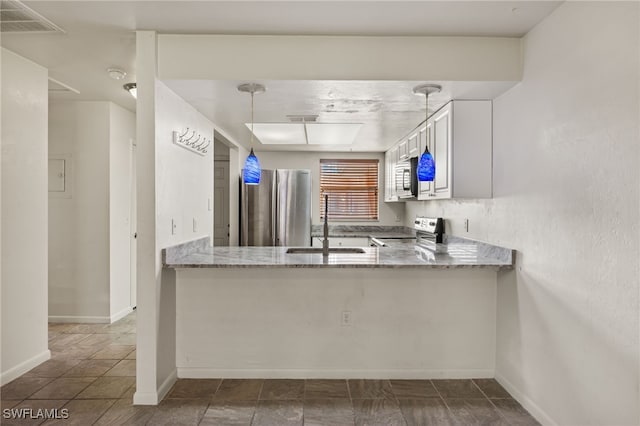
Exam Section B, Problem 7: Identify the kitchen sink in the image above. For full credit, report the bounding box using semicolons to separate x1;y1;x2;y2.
286;247;366;254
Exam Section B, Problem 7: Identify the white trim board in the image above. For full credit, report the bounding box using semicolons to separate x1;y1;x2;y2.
49;307;134;324
110;307;134;323
177;368;495;380
48;315;110;324
133;369;177;405
495;373;557;426
1;350;51;386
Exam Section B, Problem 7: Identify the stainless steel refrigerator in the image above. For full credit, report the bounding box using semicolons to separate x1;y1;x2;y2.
241;169;312;246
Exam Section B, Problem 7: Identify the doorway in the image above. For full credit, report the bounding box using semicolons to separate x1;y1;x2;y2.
213;139;230;246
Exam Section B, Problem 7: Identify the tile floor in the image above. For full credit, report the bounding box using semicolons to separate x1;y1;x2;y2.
1;312;540;425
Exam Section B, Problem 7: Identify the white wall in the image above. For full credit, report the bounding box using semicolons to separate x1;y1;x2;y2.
1;49;50;384
176;268;497;379
405;3;639;425
257;151;404;226
49;102;110;320
109;103;136;319
155;81;214;248
49;101;135;323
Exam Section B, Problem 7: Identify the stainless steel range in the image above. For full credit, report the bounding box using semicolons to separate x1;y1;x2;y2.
414;217;446;253
369;217;446;253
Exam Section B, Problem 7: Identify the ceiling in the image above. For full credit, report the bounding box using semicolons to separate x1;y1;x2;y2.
1;1;561;150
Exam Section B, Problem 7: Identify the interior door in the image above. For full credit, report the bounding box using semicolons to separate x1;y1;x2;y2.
214;160;230;246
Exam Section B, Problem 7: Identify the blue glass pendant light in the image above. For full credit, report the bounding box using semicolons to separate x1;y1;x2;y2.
413;84;441;182
238;83;266;185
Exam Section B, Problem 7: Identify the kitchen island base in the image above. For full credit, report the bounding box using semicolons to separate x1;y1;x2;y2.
175;267;497;379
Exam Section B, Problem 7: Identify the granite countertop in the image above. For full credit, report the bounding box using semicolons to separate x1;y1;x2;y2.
163;236;514;270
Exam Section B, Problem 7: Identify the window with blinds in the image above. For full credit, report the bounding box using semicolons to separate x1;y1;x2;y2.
319;159;379;221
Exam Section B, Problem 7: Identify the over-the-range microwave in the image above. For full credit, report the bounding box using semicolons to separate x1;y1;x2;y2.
395;157;418;199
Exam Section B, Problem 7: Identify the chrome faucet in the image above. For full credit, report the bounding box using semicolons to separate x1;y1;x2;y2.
323;194;330;257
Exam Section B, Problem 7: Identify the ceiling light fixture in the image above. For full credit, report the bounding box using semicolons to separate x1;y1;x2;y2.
413;84;441;182
238;83;266;185
123;83;137;99
107;68;127;80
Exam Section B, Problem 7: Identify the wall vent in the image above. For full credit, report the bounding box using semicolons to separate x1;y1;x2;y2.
1;0;65;33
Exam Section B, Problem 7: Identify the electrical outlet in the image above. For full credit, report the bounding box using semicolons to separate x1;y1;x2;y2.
193;218;198;233
341;311;352;326
208;198;212;211
171;219;177;235
464;219;469;233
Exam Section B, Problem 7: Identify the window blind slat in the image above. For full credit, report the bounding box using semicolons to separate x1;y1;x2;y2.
320;159;379;221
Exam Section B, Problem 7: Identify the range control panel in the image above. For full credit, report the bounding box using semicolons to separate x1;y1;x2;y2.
414;217;444;234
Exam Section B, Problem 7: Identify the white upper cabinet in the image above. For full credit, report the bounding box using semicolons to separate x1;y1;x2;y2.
398;140;409;160
388;99;493;202
407;131;419;158
384;146;399;202
418;100;492;200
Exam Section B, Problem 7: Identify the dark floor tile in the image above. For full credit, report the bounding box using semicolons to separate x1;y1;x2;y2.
112;334;136;345
1;378;55;400
62;359;119;377
390;380;439;399
65;323;108;334
147;398;208;426
76;334;119;348
47;324;76;334
304;399;355;426
252;399;303;426
260;379;304;400
90;345;135;360
491;398;540;426
167;379;221;399
199;400;256;426
472;379;511;399
352;399;406;426
446;398;507;426
75;376;135;399
213;379;263;401
23;359;81;378
41;398;116;426
50;345;101;360
348;380;395;400
102;322;135;334
120;384;136;401
305;380;350;399
398;398;453;426
2;400;68;426
104;360;136;377
93;397;157;426
48;334;91;349
431;380;484;399
29;377;96;400
2;399;22;409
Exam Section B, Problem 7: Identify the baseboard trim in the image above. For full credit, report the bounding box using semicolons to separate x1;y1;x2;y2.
1;350;51;386
177;368;495;379
48;315;110;324
110;307;133;323
495;373;557;426
133;369;177;406
158;369;178;401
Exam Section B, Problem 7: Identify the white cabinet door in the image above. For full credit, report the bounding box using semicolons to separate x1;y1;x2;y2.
417;123;434;200
384;146;399;202
398;140;409;160
433;103;452;198
407;131;419;158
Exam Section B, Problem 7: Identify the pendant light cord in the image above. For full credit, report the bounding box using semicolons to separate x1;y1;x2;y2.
250;91;255;149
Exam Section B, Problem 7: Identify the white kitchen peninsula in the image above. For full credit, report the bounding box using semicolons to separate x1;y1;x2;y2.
164;237;513;381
